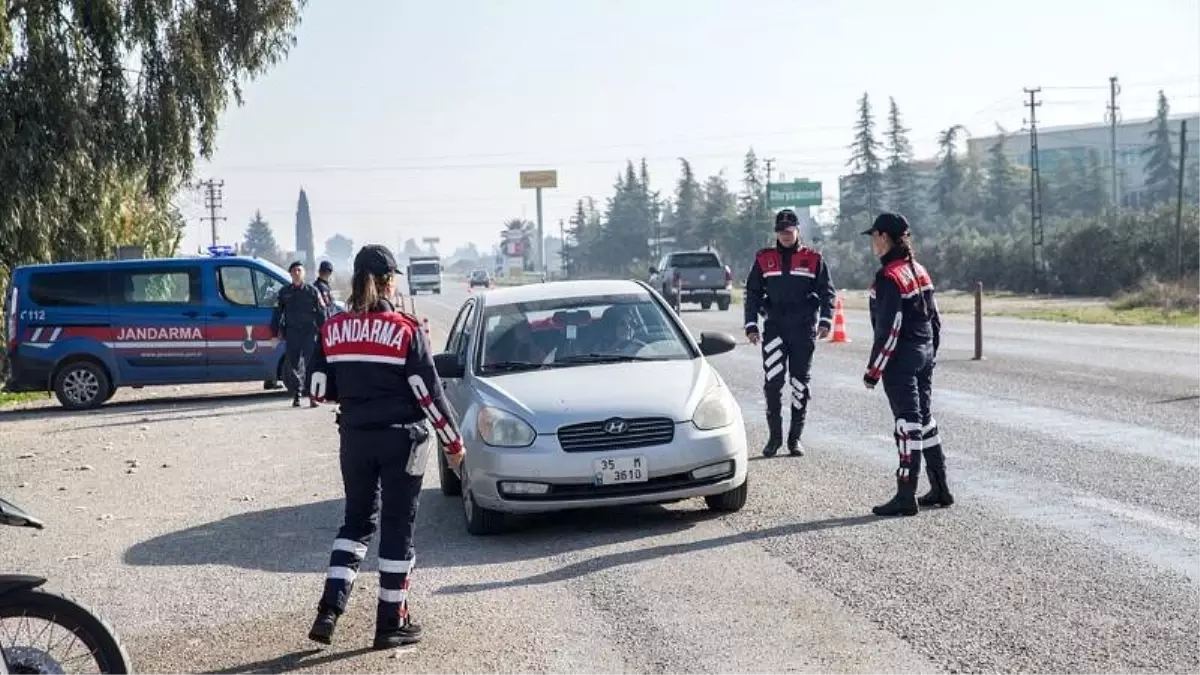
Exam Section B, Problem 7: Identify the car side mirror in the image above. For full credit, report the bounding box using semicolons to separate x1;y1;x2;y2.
433;352;465;379
697;331;736;357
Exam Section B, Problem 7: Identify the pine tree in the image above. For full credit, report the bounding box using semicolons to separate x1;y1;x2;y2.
1141;90;1176;206
673;159;703;248
295;188;315;271
1082;149;1109;216
844;93;884;222
242;210;281;262
931;125;967;216
984;127;1020;221
699;172;736;256
883;97;922;221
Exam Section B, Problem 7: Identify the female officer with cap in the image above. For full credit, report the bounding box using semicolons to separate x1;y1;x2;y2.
861;213;954;516
304;244;466;648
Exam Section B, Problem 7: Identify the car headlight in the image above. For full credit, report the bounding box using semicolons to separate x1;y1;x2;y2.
477;406;537;447
692;385;736;431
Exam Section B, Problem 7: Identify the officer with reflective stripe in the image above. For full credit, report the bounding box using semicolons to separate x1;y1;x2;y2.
743;209;837;457
314;260;336;319
304;244;466;649
861;213;954;516
270;261;326;407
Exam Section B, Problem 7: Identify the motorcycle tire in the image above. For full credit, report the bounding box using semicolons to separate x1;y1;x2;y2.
0;587;132;674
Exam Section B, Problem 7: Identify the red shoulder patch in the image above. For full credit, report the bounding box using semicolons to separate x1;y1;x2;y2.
756;249;782;273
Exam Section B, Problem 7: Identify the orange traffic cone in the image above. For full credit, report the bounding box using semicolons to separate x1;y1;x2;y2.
829;295;850;343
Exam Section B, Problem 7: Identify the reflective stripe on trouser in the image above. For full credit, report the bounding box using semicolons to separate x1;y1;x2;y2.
881;343;934;484
318;422;430;621
760;320;816;423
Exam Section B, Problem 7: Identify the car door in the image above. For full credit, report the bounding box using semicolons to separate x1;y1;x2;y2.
207;263;284;380
440;299;476;415
108;264;207;384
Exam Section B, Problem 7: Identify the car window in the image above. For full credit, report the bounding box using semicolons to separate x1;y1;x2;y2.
669;252;720;268
454;303;477;365
28;270;110;306
112;267;199;305
476;292;694;373
254;270;283;308
444;300;475;353
217;266;257;306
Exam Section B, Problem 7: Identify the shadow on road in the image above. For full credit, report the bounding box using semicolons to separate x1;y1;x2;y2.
122;487;717;574
434;514;880;595
0;389;289;422
204;647;376;674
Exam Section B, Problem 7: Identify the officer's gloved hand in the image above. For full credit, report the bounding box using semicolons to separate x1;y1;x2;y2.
310;372;328;402
862;372;878;390
745;326;760;346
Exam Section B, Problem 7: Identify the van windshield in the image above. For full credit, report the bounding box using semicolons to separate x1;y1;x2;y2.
411;263;439;275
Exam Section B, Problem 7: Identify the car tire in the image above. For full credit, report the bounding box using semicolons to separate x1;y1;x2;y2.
704;476;748;513
52;360;111;411
439;448;462;497
700;300;712;311
717;298;731;311
461;466;505;535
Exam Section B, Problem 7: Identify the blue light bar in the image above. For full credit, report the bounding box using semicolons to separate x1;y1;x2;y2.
207;245;236;257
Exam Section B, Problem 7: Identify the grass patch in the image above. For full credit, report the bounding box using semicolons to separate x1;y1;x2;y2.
1008;306;1199;327
0;390;44;407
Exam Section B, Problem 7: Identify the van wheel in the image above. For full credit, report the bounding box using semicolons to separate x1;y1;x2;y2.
439;448;462;496
53;361;110;410
717;298;731;311
700;300;712;311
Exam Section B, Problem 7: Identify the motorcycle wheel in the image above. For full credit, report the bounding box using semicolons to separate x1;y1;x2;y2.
0;588;132;674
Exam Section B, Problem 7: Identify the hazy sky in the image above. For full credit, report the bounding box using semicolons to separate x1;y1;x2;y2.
181;0;1200;260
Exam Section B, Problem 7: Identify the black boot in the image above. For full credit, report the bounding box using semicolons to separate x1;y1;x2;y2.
786;415;805;456
308;608;338;645
918;447;955;507
374;615;423;649
762;414;783;457
873;427;923;517
292;393;301;408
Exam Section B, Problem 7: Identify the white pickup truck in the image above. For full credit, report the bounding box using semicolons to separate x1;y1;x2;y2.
407;256;442;295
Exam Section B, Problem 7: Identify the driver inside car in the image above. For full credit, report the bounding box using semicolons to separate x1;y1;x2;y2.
591;305;644;355
487;314;548;365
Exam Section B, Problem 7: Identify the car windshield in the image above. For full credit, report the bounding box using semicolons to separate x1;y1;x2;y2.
476;291;693;374
471;270;487;280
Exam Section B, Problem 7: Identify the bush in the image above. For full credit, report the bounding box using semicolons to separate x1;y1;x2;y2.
1110;276;1200;312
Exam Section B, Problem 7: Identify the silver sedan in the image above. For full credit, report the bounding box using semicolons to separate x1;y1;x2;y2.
432;278;750;535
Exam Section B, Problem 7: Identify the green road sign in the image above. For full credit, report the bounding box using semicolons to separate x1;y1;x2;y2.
768;180;822;208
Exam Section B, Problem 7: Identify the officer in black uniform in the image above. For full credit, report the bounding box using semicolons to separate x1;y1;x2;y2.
270;261;326;407
305;244;466;650
315;261;335;318
861;213;954;516
743;208;837;457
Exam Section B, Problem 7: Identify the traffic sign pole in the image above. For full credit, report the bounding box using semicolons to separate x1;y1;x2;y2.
536;186;544;273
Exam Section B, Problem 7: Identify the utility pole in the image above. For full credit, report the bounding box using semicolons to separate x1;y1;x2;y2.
1175;120;1188;281
1024;88;1044;292
199;179;226;247
1105;76;1122;215
763;158;776;249
558;218;566;280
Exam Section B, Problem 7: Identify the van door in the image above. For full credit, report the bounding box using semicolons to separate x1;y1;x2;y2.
108;264;208;384
208;263;284;380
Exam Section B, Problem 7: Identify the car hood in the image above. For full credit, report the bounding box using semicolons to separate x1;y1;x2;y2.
474;358;713;433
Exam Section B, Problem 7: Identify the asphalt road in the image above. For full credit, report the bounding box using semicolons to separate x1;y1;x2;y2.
1;281;1196;674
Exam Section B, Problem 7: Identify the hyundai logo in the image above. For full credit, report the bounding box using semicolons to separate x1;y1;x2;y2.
603;418;629;435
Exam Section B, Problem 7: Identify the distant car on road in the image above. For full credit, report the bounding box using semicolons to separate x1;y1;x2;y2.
648;250;733;311
431;278;748;535
468;269;492;289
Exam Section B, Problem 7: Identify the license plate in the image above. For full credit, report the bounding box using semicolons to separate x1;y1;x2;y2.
593;456;648;485
699;274;707;280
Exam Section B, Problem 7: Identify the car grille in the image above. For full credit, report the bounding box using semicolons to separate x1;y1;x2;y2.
556;417;675;452
499;467;736;502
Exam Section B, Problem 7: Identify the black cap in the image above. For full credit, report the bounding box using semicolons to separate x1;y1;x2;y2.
319;260;333;273
774;209;799;232
861;212;911;236
288;260;303;272
353;244;399;276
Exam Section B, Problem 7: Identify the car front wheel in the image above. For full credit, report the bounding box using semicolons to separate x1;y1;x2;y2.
705;476;748;512
461;466;505;535
438;448;462;496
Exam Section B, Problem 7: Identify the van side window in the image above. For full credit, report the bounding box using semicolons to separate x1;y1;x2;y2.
112;268;200;305
254;271;283;308
218;266;257;306
28;271;109;306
